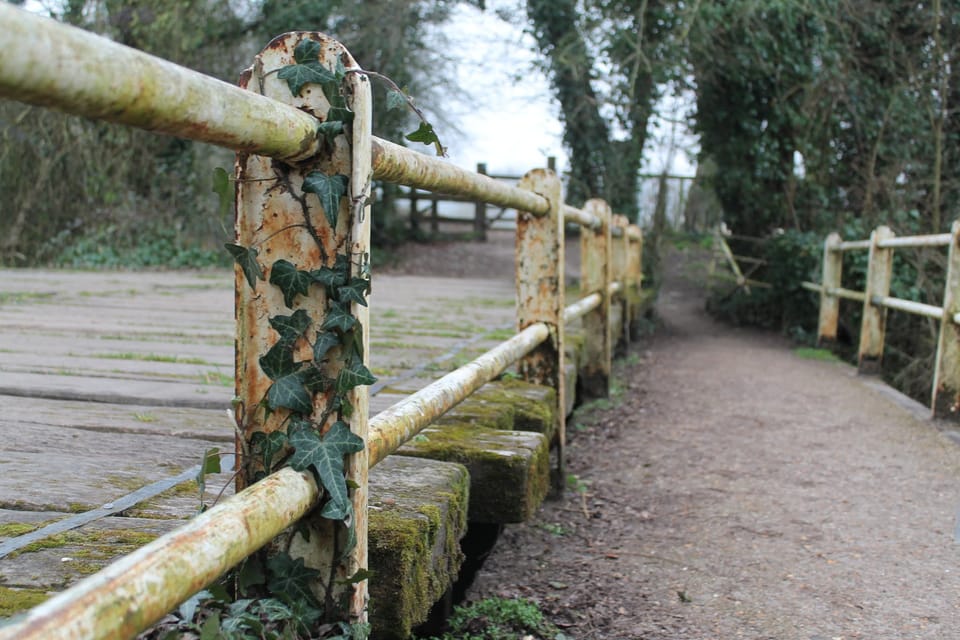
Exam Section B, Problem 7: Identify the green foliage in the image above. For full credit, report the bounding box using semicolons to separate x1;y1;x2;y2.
289;422;365;520
277;40;339;97
418;597;567;640
405;121;443;156
41;224;226;269
303;172;349;228
226;244;263;289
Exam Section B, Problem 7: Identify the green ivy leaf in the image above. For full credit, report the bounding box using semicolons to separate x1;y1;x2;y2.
269;259;312;308
318;120;344;143
386;90;406;111
336;358;377;395
225;243;263;290
269;309;311;345
301;365;331;393
336;277;370;307
312;330;341;362
250;430;288;472
339;568;374;586
277;41;337;97
405;121;444;156
266;553;321;606
310;266;346;289
322;300;356;333
266;372;312;414
237;557;266;593
327;106;354;125
258;340;298;380
288;422;364;520
302;172;349;228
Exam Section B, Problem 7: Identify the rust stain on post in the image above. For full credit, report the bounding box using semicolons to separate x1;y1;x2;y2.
234;32;371;623
579;199;612;399
932;221;960;419
858;226;895;373
515;169;565;490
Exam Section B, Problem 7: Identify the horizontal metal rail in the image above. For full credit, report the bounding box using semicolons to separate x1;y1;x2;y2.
366;323;551;466
878;233;952;249
871;295;944;320
801;282;868;303
0;467;320;640
371;139;550;215
561;204;601;230
0;5;321;161
836;239;872;251
563;292;602;322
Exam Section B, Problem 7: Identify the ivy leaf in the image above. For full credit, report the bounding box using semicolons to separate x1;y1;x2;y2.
302;172;349;228
269;309;311;345
322;300;356;333
266;553;320;606
310;266;346;289
386;89;406;111
277;41;337;97
336;358;377;395
327;106;354;125
288;422;364;520
313;330;341;362
266;372;312;414
301;365;332;393
258;340;297;380
317;120;343;143
225;243;263;290
405;121;444;156
237;557;266;593
293;39;321;64
339;568;374;586
269;259;313;308
336;277;370;307
250;430;288;472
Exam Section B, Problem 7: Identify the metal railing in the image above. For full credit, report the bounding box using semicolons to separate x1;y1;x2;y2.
802;222;960;420
0;7;645;639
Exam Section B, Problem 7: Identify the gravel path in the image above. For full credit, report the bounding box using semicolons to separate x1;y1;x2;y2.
466;249;960;639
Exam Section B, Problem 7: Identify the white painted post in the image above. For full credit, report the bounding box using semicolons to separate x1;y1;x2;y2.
234;33;372;624
932;220;960;419
817;232;843;345
858;226;895;373
580;199;612;399
516;169;565;491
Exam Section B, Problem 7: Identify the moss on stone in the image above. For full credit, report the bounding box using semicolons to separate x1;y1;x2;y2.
7;527;159;562
0;586;50;617
0;522;46;539
436;398;514;431
396;424;549;523
472;379;557;441
367;457;469;640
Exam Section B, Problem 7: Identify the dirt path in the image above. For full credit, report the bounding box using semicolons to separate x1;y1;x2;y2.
467;249;960;639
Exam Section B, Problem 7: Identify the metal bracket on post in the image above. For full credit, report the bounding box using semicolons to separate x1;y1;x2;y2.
817;232;843;345
516;169;565;493
932;220;960;419
234;32;372;624
580;199;612;399
858;226;894;373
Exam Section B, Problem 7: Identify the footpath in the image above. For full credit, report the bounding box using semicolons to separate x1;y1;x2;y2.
468;252;960;640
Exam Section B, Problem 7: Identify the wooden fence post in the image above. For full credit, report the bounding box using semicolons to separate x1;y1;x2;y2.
626;225;644;340
234;33;372;624
932;220;960;419
580;199;612;399
611;214;630;355
475;162;488;241
858;226;895;373
516;169;565;491
817;232;843;345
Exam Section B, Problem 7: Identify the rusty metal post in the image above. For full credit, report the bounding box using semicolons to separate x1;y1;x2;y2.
234;33;372;623
626;225;644;340
611;214;630;355
858;226;895;373
579;199;612;399
817;232;843;345
516;169;565;491
475;162;488;241
932;220;960;419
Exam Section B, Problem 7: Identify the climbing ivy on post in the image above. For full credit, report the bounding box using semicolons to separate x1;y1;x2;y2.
229;32;374;634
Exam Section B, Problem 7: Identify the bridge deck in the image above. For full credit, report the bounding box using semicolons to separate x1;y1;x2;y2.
0;269;515;595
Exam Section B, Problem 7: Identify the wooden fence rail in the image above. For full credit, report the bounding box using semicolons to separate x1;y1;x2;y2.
802;221;960;420
0;7;644;638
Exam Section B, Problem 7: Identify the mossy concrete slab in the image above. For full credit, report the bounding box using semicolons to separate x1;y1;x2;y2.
394;426;549;524
368;456;469;640
433;398;515;431
470;379;557;442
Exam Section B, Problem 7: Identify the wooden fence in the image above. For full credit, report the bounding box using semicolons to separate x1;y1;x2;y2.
0;7;644;639
802;222;960;420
